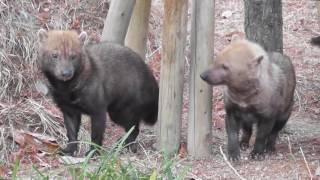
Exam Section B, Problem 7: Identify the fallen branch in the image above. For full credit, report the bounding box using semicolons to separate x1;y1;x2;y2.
219;145;246;180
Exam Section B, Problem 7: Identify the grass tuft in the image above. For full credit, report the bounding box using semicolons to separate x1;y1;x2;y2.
10;128;189;179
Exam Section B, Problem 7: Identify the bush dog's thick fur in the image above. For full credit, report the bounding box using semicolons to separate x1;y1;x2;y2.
37;29;159;156
201;39;296;160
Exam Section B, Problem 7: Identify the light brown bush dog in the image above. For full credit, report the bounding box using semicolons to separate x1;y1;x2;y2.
201;39;296;161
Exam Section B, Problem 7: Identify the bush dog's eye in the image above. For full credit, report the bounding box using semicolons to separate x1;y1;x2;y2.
70;54;77;60
51;53;58;59
222;64;229;70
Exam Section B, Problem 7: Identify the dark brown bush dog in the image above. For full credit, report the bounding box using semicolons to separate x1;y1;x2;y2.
37;29;159;156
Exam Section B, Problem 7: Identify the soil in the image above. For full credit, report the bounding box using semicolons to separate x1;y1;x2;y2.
136;0;320;179
1;0;320;179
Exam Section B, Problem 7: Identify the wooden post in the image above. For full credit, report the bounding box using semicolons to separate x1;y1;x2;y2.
244;0;283;53
125;0;151;60
101;0;136;44
158;0;188;154
316;1;320;29
188;0;214;157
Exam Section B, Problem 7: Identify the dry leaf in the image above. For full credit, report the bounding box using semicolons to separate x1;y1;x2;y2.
37;11;50;24
9;149;29;162
70;19;80;30
178;142;187;158
225;31;245;42
35;80;49;95
13;130;60;154
214;118;224;130
315;166;320;176
59;156;87;165
221;10;233;19
0;164;7;177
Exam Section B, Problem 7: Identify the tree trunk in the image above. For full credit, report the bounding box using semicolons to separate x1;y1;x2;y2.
316;1;320;29
244;0;283;53
101;0;136;44
125;0;151;60
157;0;188;154
187;0;214;158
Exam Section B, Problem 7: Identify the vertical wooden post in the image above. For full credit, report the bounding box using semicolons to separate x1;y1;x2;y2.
244;0;283;53
101;0;136;44
125;0;151;60
316;1;320;29
188;0;214;157
158;0;188;154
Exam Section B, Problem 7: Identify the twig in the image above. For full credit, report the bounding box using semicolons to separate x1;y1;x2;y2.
0;1;8;8
287;135;302;178
294;89;302;116
138;141;151;165
299;147;312;180
147;46;161;59
0;102;9;108
219;145;246;180
287;135;295;160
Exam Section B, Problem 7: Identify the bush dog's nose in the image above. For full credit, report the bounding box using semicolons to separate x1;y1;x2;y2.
62;69;73;78
200;71;208;81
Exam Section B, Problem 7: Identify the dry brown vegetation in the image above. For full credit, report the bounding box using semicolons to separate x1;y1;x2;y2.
0;0;319;179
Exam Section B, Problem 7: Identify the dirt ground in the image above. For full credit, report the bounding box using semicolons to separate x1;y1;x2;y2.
135;0;320;179
0;0;320;179
85;0;320;179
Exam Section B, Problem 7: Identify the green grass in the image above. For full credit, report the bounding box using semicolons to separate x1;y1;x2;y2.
9;127;190;180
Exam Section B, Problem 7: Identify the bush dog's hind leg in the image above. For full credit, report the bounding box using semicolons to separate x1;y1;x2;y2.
85;111;107;156
251;119;275;159
240;121;253;150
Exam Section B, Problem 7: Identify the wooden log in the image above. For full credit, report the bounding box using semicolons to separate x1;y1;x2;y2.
101;0;136;44
157;0;188;154
125;0;151;60
188;0;215;158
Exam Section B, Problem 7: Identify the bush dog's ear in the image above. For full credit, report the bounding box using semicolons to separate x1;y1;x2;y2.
250;55;264;67
37;29;48;43
78;31;88;45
